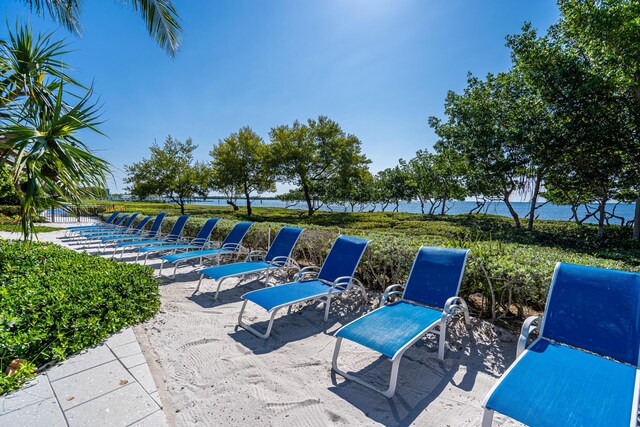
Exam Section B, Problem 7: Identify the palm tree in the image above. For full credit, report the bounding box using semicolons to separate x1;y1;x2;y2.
0;24;110;239
18;0;182;57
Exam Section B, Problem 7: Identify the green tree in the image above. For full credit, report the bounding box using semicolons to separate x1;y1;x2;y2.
0;25;109;238
270;116;370;216
404;149;467;215
375;166;415;212
125;136;208;214
429;71;531;227
210;127;275;216
556;0;640;238
17;0;182;57
509;23;632;236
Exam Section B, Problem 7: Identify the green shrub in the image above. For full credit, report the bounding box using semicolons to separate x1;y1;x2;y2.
0;240;160;394
98;202;640;324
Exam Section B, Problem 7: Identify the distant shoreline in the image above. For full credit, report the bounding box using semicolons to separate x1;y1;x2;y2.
99;197;636;225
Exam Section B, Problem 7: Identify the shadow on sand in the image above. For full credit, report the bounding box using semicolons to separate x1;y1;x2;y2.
229;296;370;354
327;319;516;426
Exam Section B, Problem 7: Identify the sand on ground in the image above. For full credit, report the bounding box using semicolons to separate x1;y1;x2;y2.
5;227;523;426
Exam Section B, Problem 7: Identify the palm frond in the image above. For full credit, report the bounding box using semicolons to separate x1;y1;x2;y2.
19;0;83;36
124;0;182;57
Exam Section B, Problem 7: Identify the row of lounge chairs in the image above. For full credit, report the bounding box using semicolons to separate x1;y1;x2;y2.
71;212;640;427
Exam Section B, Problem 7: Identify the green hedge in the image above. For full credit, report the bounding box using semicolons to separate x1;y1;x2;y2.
0;240;160;394
125;214;639;323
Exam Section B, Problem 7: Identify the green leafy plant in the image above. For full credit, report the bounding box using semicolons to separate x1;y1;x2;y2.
0;240;159;394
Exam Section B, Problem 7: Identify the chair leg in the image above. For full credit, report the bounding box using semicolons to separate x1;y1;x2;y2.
332;337;400;398
438;316;447;360
172;262;179;279
481;409;494;427
324;295;332;321
158;260;165;276
237;300;280;339
196;273;205;293
213;278;227;301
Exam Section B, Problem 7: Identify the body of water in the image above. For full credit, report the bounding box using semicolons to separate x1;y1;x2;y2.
192;198;636;224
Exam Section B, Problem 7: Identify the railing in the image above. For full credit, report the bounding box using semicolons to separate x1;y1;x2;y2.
42;205;102;223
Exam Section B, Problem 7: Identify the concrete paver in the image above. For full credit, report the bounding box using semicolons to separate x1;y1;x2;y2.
0;397;67;427
48;346;117;382
0;327;167;427
64;383;158;427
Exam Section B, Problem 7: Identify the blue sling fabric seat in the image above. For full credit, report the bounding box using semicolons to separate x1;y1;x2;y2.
482;263;640;427
136;218;220;266
112;214;190;259
100;213;167;247
237;235;370;339
94;215;152;243
66;211;121;235
69;213;128;237
195;226;304;300
332;246;470;397
157;221;253;278
79;213;139;239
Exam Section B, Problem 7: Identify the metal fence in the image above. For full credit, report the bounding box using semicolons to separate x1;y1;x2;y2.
42;205;102;223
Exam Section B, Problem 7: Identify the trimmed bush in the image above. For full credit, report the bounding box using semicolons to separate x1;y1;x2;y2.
0;240;160;394
127;213;639;323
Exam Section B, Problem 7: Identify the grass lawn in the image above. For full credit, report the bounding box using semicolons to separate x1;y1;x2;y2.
0;224;64;233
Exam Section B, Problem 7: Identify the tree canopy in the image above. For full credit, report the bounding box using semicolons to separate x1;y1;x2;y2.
125;136;208;214
269;116;370;216
210;127;275;216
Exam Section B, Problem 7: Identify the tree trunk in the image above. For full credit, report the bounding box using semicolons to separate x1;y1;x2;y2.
179;199;185;215
226;199;239;211
440;198;446;215
527;172;543;231
244;190;252;216
394;201;399;212
419;198;425;214
597;197;607;237
302;183;314;216
634;197;640;241
504;194;521;228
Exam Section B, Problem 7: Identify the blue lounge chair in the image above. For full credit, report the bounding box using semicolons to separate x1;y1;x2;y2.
112;214;190;259
100;213;168;251
481;262;640;427
78;213;139;239
196;226;304;300
68;213;128;238
237;235;370;339
158;221;253;278
331;246;470;397
136;217;220;266
65;211;121;236
93;215;155;251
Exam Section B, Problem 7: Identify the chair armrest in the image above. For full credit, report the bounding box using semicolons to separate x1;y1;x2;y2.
295;266;321;281
517;316;541;357
330;276;355;292
203;240;221;249
443;296;468;316
268;256;300;269
380;284;405;306
329;276;366;300
221;243;241;251
246;250;267;261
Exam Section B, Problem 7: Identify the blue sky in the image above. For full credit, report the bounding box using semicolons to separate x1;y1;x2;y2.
1;0;559;194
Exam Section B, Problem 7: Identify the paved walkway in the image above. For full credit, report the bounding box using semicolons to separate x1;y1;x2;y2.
0;328;168;427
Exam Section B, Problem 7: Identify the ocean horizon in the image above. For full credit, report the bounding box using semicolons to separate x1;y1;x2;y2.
188;198;636;225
